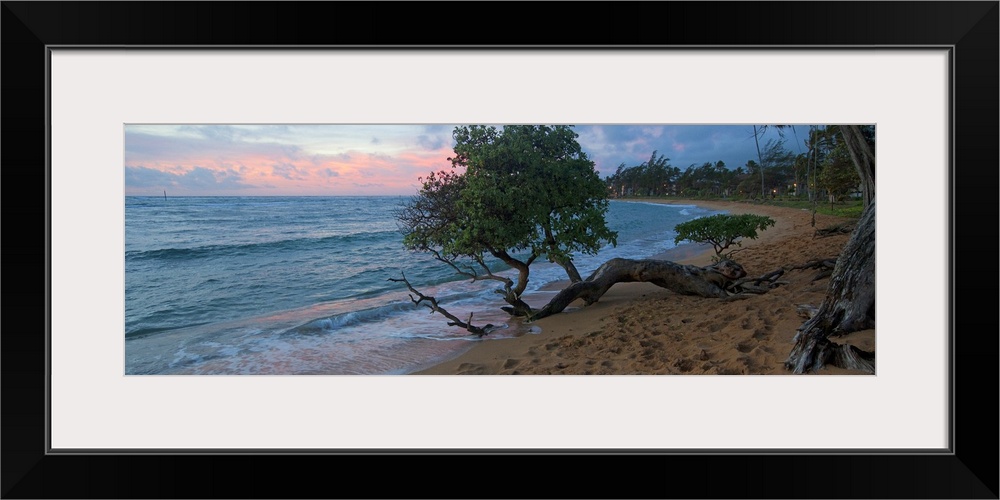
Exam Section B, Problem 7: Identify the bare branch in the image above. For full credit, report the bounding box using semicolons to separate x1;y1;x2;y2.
472;254;515;288
388;273;492;337
425;248;512;288
722;247;749;259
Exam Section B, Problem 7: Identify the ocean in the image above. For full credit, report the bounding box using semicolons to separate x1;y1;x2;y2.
124;196;721;375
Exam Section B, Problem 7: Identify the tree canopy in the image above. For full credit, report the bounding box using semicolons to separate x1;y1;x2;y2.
673;213;776;260
396;125;617;317
818;140;862;202
450;125;616;276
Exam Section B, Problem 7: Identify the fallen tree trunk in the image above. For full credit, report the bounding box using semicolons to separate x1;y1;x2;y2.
396;258;748;337
526;258;746;321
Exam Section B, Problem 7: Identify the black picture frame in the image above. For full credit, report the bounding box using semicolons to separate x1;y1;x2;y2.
3;2;997;498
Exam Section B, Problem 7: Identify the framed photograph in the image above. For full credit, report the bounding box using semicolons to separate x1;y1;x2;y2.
117;121;874;380
5;2;997;498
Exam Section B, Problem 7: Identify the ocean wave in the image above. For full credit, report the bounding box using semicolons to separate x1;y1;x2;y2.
632;201;698;209
284;288;488;336
126;230;402;261
125;323;209;338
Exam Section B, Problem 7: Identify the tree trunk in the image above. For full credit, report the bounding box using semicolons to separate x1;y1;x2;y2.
543;225;584;283
840;125;875;208
784;125;877;374
555;258;584;283
489;248;535;317
785;200;876;373
754;125;765;199
525;259;745;321
808;126;816;203
500;265;535;318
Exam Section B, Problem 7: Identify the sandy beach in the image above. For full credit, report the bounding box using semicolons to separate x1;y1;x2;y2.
414;199;874;375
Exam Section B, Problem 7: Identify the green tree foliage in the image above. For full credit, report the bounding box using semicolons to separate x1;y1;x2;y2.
397;125;617;305
605;151;679;197
801;125;874;205
673;214;776;260
606;143;797;201
736;161;761;198
818;140;862;202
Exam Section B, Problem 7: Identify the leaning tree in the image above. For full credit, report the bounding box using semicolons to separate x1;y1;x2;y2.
784;125;877;373
393;125;750;335
395;124;876;374
394;125;618;319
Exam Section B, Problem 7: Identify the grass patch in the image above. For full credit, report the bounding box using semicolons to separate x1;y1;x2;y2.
616;195;865;219
766;199;864;218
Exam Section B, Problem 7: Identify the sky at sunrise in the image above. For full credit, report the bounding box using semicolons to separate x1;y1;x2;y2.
124;124;818;196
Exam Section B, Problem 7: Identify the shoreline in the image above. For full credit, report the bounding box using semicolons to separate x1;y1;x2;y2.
412;198;873;375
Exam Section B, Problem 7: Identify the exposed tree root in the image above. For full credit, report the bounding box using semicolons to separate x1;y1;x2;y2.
784;334;875;374
786;257;839;282
796;304;819;319
730;268;785;294
788;257;839;271
720;294;753;303
814;221;855;239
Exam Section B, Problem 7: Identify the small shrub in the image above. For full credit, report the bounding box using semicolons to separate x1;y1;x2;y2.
674;213;776;260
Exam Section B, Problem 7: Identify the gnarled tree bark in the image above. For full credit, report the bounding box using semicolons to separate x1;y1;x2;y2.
398;259;747;337
523;259;746;321
784;125;877;374
840;124;876;208
785;200;876;373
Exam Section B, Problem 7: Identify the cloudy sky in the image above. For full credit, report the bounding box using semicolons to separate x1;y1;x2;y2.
124;124;816;196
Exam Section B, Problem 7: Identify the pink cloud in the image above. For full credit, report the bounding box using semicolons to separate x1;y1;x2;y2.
125;135;455;196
